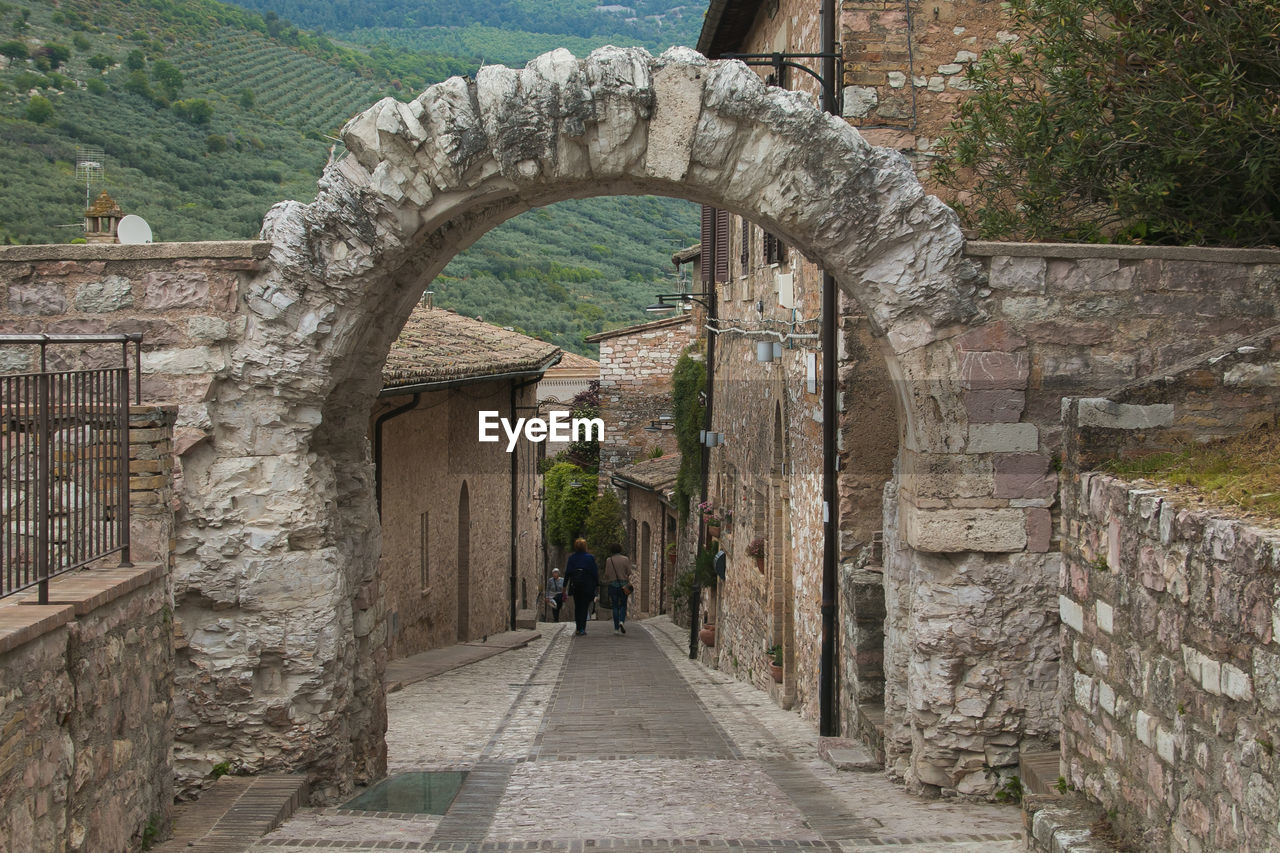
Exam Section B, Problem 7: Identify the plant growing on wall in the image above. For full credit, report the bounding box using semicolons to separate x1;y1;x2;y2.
934;0;1280;246
564;380;601;472
671;346;706;518
544;461;596;548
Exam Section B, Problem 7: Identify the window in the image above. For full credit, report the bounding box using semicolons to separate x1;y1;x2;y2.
764;231;788;266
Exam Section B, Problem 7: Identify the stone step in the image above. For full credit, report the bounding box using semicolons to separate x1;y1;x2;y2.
1020;749;1063;796
154;773;308;853
818;736;880;771
854;702;886;765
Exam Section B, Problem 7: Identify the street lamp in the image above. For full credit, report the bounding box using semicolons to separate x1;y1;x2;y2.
644;291;713;313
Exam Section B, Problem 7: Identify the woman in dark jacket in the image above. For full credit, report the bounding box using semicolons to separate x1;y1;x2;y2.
564;538;599;636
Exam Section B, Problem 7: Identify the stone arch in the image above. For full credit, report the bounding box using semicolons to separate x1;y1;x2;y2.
175;46;1004;797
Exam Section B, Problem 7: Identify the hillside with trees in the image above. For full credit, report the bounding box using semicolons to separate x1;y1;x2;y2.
0;0;700;355
229;0;701;61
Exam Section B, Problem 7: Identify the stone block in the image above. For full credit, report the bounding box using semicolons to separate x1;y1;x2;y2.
141;271;210;311
955;319;1027;352
1095;600;1113;634
1026;508;1052;552
75;275;134;313
1076;398;1174;430
1221;662;1253;702
960;351;1029;390
968;423;1038;453
7;281;66;315
964;390;1025;423
901;503;1028;552
842;86;879;118
1059;595;1084;634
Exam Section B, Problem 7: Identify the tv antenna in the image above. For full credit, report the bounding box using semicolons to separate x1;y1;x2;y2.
75;146;105;209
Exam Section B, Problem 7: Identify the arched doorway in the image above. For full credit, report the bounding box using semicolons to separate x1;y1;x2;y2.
173;46;1043;799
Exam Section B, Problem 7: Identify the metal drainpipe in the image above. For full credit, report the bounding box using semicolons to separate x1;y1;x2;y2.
509;375;543;630
374;393;422;518
819;0;841;737
690;296;716;659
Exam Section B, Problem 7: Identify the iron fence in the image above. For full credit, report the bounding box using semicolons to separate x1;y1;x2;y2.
0;334;142;603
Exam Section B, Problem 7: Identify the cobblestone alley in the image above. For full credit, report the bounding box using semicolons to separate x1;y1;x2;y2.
248;618;1024;852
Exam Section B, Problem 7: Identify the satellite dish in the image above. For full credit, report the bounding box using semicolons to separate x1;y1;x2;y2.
117;214;153;245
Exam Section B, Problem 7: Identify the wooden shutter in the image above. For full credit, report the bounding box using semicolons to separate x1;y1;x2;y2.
700;204;714;287
740;217;750;269
764;231;788;266
714;208;730;283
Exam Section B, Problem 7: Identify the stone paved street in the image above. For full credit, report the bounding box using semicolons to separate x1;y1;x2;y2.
250;617;1023;852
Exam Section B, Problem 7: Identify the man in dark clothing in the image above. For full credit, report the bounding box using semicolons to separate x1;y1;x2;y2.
564;538;599;636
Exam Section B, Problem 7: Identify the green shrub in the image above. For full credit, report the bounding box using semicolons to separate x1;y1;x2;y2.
0;39;27;61
583;489;625;557
25;94;53;123
935;0;1280;246
173;97;212;124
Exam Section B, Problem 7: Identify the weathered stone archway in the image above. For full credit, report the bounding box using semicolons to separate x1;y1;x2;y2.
175;46;1015;799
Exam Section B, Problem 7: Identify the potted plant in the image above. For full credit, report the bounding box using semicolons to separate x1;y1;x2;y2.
665;542;678;564
746;537;766;572
698;501;722;538
767;644;782;682
699;621;716;647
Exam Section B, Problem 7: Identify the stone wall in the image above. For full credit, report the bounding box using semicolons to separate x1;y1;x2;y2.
0;563;173;853
1058;471;1280;852
839;0;1012;187
1053;326;1280;851
590;316;695;480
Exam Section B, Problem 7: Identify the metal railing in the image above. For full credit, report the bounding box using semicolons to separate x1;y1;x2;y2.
0;334;142;602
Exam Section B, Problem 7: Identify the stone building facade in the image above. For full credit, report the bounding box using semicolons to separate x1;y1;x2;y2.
374;305;558;660
701;0;1017;191
586;315;696;481
610;453;682;618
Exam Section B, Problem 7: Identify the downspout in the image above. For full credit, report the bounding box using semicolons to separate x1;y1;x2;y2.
510;372;549;631
819;0;840;737
374;394;422;517
690;295;716;659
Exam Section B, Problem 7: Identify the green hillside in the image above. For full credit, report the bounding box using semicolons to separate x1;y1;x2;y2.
435;195;697;355
0;0;699;354
229;0;703;57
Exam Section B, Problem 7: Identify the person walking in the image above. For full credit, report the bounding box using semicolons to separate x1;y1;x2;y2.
545;568;566;622
564;539;599;636
602;543;634;634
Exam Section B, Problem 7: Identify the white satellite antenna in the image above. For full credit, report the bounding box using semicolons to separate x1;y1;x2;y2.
117;214;153;244
75;145;105;209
